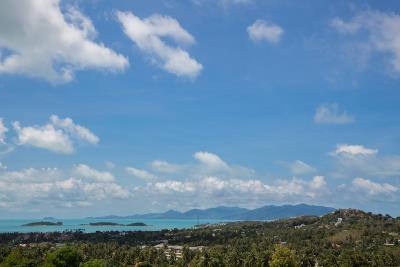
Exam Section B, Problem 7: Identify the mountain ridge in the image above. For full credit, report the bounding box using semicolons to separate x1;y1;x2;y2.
87;204;335;220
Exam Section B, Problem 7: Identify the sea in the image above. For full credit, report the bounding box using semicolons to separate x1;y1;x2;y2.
0;218;230;233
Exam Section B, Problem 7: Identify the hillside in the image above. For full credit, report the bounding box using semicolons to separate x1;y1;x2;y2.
225;204;335;220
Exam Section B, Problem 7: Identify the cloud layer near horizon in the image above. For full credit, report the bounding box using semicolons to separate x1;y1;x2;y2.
0;149;398;213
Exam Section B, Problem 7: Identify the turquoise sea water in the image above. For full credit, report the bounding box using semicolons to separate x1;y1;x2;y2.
0;219;229;233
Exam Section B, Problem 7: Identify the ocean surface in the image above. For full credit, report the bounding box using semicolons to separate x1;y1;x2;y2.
0;219;230;233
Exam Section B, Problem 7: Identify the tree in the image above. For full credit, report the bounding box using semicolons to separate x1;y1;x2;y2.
44;246;82;267
181;245;194;266
135;262;152;267
269;245;298;267
0;250;35;267
81;259;110;267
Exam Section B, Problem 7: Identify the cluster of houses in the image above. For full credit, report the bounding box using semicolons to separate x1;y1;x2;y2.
153;242;205;259
18;242;65;248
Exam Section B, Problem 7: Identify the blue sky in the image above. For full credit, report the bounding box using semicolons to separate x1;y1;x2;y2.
0;0;400;218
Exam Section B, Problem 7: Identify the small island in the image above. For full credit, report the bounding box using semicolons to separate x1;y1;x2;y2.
82;222;123;226
22;221;63;227
126;222;148;226
81;222;148;227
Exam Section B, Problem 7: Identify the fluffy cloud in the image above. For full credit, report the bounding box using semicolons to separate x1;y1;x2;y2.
0;165;128;209
153;180;195;193
2;149;399;212
314;103;354;125
0;118;8;144
50;115;99;145
247;20;284;44
13;122;74;154
151;160;182;173
126;167;158;181
74;164;114;182
0;118;13;155
332;10;400;74
330;144;400;178
0;0;128;83
136;175;330;209
193;151;228;170
151;152;254;179
0;163;6;170
13;115;99;154
333;144;378;156
1;167;61;183
352;178;397;196
190;151;255;179
123;152;335;209
309;176;327;190
288;160;316;175
117;11;202;78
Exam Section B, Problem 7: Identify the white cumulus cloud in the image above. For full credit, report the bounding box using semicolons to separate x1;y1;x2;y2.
0;165;129;209
332;10;400;74
151;160;182;173
136;175;331;209
0;0;128;83
309;176;327;190
154;152;255;179
74;164;114;183
193;151;228;170
314;103;354;125
288;160;316;175
333;144;378;156
117;11;202;78
331;145;400;178
352;177;397;195
13;115;99;154
50;115;99;145
0;163;6;170
13;122;74;154
126;167;158;181
247;20;284;44
0;118;8;144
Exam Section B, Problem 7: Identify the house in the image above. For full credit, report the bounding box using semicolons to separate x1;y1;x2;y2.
334;218;343;226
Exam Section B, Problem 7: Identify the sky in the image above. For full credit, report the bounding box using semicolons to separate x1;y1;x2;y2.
0;0;400;218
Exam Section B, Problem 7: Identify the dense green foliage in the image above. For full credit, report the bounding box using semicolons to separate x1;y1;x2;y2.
269;245;298;267
0;209;399;266
44;247;81;267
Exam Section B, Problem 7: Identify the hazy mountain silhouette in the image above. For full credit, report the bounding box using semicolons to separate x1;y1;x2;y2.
88;204;335;220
